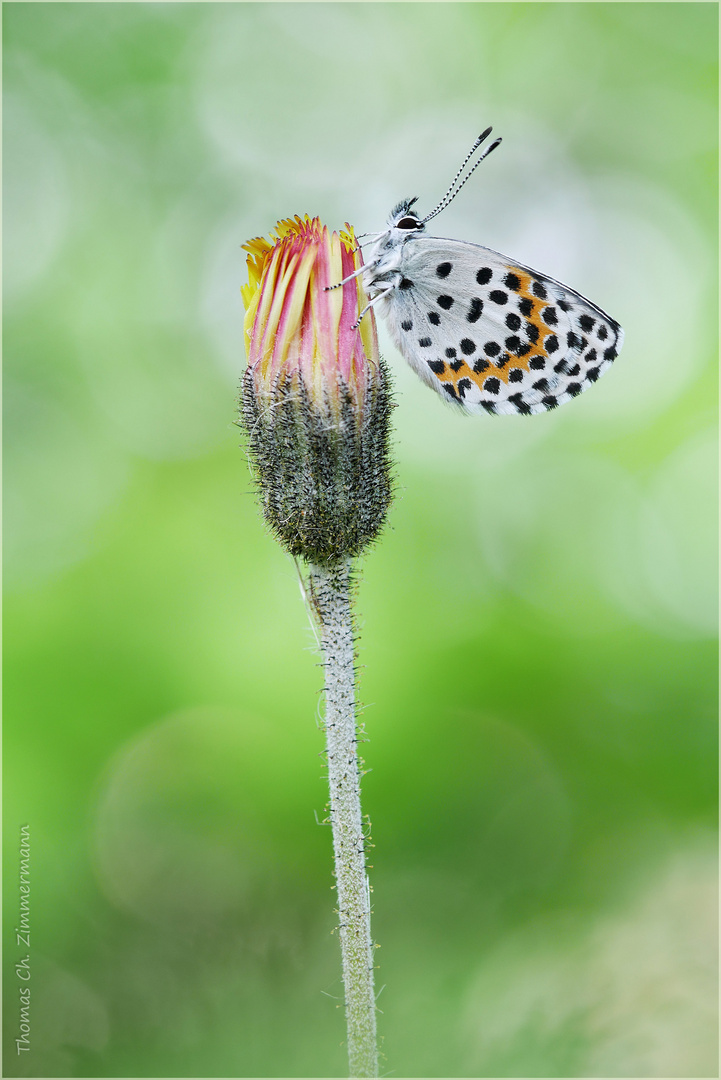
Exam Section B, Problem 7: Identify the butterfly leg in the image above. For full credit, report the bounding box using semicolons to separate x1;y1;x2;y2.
353;231;387;252
352;282;396;329
324;263;373;292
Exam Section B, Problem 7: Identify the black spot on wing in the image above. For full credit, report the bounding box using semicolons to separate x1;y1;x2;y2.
445;347;457;358
436;262;452;278
400;319;412;331
476;267;493;285
484;341;501;357
427;311;440;326
428;360;446;374
490;290;508;305
505;313;521;331
437;294;454;310
504;272;521;291
508;392;532;415
449;358;464;372
460;338;476;355
467;298;484;323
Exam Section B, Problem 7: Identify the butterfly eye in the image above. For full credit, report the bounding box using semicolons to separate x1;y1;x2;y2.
396;217;420;230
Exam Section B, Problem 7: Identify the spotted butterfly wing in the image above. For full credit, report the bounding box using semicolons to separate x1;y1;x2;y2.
376;237;624;416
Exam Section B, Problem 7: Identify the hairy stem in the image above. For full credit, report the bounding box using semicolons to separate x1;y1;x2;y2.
308;560;378;1079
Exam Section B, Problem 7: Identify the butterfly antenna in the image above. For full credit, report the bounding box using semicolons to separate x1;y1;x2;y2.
434;128;493;208
420;128;502;225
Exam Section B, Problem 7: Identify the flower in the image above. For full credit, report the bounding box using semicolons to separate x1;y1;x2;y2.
242;215;379;414
240;215;394;566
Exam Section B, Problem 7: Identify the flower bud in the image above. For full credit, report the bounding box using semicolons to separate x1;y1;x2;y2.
240;216;394;566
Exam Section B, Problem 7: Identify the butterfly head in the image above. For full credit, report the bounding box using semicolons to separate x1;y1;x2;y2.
387;198;426;234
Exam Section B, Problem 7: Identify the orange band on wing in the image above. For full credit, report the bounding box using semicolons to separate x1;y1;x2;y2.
431;266;556;396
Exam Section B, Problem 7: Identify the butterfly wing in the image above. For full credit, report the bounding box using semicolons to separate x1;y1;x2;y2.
377;237;623;415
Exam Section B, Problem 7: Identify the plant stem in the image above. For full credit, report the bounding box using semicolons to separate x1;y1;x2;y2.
308;560;378;1079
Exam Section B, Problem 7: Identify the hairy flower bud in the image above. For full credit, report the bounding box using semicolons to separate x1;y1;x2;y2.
240;216;394;565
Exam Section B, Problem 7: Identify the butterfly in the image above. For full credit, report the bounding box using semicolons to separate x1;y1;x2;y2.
330;127;623;416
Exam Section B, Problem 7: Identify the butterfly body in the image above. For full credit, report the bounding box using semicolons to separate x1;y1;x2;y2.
360;199;623;416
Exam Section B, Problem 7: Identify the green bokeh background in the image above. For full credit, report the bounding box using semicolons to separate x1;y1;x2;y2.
3;3;718;1077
